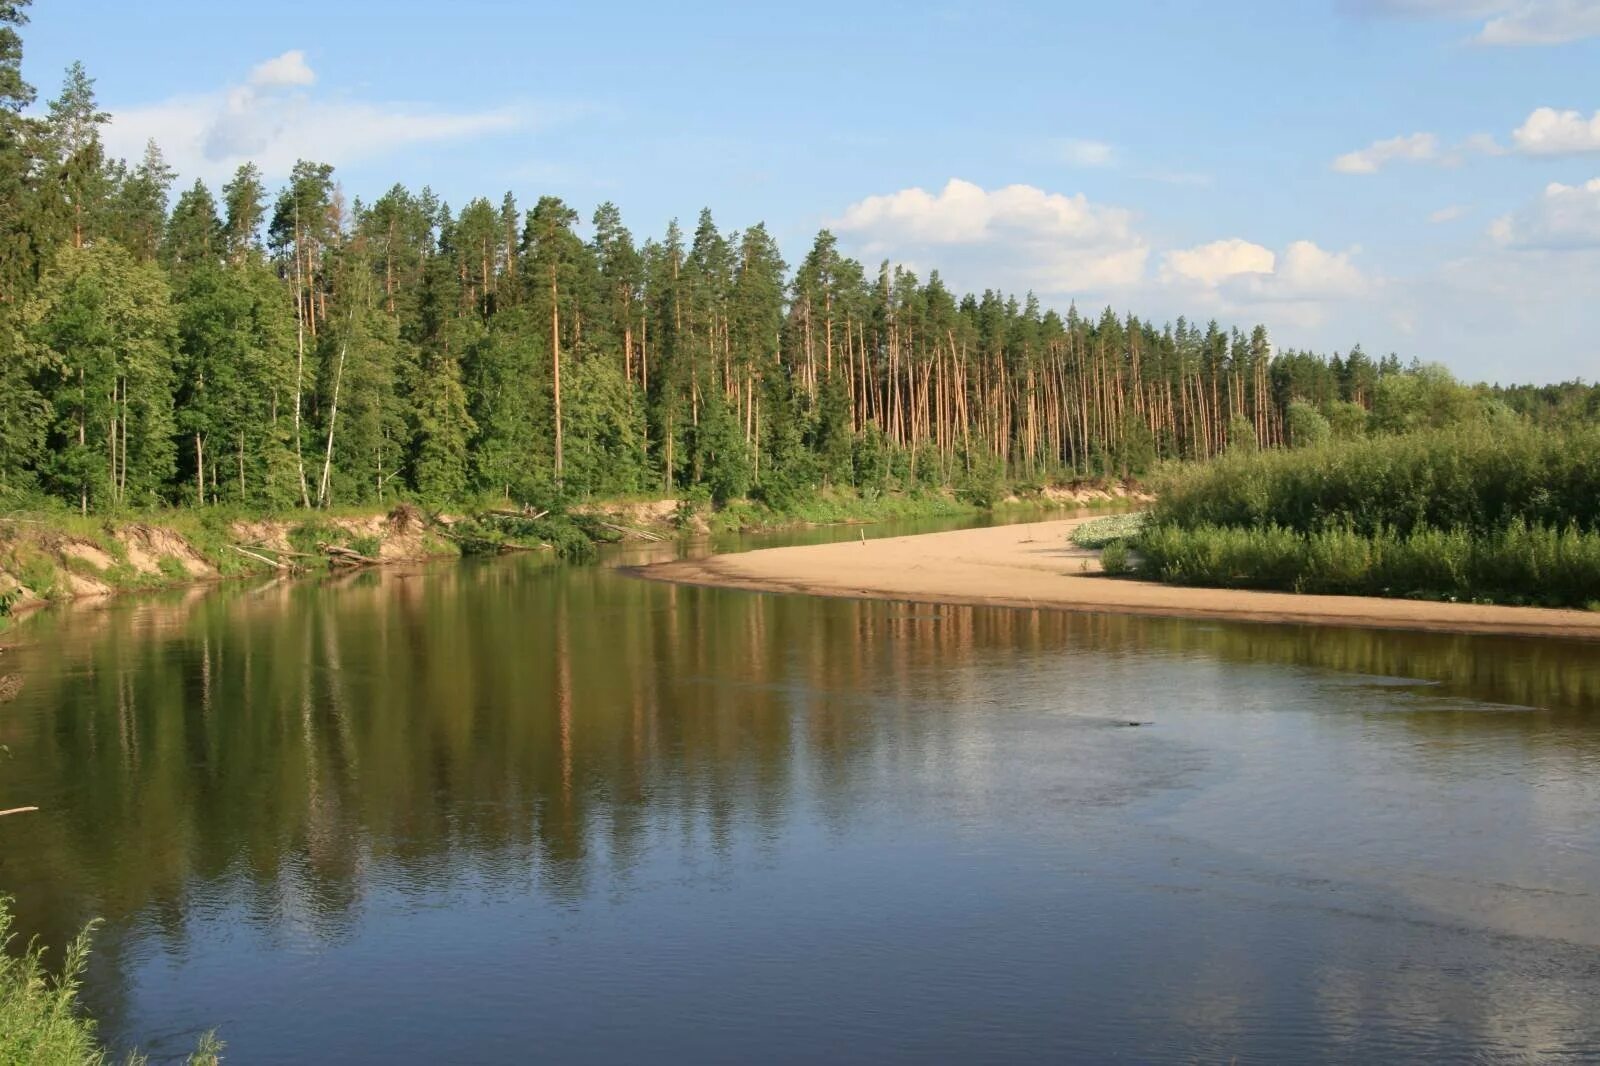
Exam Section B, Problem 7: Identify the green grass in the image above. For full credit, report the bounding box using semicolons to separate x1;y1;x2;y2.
0;899;222;1065
1134;519;1600;608
701;487;977;534
1149;422;1600;539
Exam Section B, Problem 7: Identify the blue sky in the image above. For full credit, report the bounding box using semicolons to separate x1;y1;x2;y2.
21;0;1600;382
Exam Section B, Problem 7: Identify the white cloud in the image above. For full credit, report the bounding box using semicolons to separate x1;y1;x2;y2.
1461;131;1507;156
1511;106;1600;154
1161;238;1370;327
1332;132;1439;174
104;49;533;185
1428;204;1470;222
248;50;315;88
1478;0;1600;43
1160;238;1276;286
833;178;1149;291
1057;138;1116;168
1350;0;1600;44
1269;241;1370;297
1490;177;1600;247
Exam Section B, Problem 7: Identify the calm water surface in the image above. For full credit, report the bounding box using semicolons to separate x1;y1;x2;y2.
2;516;1599;1063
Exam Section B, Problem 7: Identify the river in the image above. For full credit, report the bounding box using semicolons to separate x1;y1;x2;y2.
2;516;1598;1062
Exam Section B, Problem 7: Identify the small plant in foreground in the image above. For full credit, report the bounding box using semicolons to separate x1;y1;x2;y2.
0;899;222;1065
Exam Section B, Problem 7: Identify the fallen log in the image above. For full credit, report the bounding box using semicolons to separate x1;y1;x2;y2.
240;542;322;559
228;544;290;570
323;546;380;566
598;521;667;542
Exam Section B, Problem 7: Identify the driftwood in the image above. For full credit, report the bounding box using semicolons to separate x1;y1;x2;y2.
228;544;290;570
323;544;380;566
0;806;39;818
483;507;550;522
240;542;322;560
598;521;667;542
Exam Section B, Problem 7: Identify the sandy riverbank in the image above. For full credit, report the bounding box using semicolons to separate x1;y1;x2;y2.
639;517;1600;641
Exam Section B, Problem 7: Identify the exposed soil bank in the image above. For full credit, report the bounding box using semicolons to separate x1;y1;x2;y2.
0;506;459;617
637;517;1600;641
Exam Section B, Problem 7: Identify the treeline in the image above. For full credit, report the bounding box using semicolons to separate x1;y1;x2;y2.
2;6;1596;516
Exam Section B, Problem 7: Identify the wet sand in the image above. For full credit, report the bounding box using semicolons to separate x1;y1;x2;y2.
639;517;1600;641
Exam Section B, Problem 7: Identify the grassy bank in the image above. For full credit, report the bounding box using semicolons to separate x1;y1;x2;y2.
0;479;1140;618
1115;425;1600;609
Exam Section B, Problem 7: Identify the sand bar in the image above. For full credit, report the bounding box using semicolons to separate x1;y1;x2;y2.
638;517;1600;641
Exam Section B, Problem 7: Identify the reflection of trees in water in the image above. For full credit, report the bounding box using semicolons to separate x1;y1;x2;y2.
2;563;1597;1025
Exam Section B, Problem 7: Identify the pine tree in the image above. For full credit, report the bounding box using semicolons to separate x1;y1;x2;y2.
42;61;110;252
163;179;222;279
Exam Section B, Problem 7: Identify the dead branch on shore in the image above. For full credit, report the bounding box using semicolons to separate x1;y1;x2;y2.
597;521;667;542
322;544;381;567
227;544;292;570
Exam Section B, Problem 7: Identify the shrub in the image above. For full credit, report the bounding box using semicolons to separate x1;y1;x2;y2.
1099;539;1132;575
0;899;222;1065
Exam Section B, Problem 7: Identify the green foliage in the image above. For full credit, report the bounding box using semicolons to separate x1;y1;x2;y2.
25;242;178;509
348;534;381;559
1324;401;1370;441
0;898;223;1065
1070;513;1147;550
955;452;1006;508
1141;423;1600;607
1149;423;1600;540
0;904;103;1065
0;11;1593;523
453;512;598;562
1285;402;1331;449
1098;539;1132;575
1136;519;1600;608
1225;414;1258;454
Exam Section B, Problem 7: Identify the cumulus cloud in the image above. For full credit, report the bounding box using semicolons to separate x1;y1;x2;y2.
1161;238;1370;327
1160;238;1275;286
1057;138;1116;167
1332;132;1439;174
833;178;1149;291
248;50;315;88
1478;0;1600;43
1428;204;1470;222
1349;0;1600;44
104;49;533;184
1510;106;1600;154
1490;177;1600;247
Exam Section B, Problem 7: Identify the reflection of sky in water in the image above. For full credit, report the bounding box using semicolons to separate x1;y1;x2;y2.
2;547;1598;1063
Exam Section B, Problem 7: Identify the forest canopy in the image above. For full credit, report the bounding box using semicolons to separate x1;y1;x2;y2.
1;3;1595;516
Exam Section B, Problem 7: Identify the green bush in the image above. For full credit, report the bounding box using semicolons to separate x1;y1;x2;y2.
1099;539;1132;575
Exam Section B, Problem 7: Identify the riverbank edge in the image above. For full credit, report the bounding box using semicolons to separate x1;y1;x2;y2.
0;482;1144;622
633;517;1600;642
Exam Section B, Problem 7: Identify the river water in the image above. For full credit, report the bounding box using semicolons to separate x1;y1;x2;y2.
2;517;1598;1063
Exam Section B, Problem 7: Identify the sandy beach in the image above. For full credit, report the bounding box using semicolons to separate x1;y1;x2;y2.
640;517;1600;640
